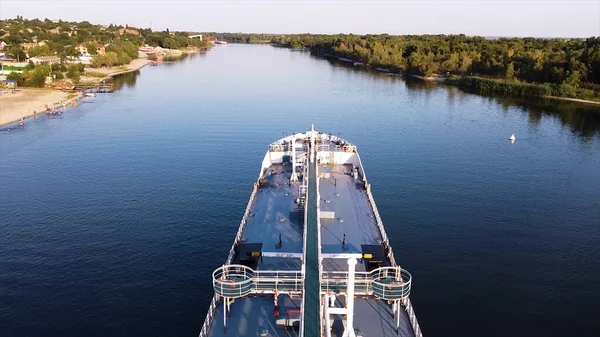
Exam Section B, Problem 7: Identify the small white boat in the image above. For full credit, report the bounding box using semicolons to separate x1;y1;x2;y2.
85;93;96;97
509;133;516;141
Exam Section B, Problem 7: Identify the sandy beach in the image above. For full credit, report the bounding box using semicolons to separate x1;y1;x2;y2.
0;89;79;127
0;58;153;127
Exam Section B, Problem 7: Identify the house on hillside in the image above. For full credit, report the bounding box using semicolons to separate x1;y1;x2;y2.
76;42;105;56
0;55;16;64
118;28;140;36
0;41;7;50
99;25;108;31
47;27;61;34
29;56;61;65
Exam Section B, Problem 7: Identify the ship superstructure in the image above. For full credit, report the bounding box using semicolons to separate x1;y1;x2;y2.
199;126;423;337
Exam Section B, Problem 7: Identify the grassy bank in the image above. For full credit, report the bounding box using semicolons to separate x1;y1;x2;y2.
445;76;600;103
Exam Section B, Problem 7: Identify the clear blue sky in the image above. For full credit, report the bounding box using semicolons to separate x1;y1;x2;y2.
1;0;599;37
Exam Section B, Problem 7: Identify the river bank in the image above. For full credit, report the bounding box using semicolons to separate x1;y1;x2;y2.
319;52;600;107
81;58;152;84
0;59;152;128
0;89;83;127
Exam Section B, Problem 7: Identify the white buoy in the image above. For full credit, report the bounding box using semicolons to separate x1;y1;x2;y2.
509;133;516;141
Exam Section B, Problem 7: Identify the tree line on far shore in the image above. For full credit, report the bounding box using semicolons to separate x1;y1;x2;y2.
217;33;600;101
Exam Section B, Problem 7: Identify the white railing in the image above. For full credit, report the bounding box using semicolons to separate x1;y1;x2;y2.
198;295;219;337
404;297;424;337
200;178;260;337
213;265;304;296
321;271;371;294
355;150;423;335
364;187;397;267
226;182;259;264
320;267;412;300
254;270;304;293
355;150;395;266
318;144;330;152
300;150;310;337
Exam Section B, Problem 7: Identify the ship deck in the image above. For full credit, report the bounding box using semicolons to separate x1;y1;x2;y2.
203;130;419;337
318;164;387;272
236;163;304;271
319;164;413;337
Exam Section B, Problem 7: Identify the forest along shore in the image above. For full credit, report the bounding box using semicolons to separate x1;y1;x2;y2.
266;34;600;104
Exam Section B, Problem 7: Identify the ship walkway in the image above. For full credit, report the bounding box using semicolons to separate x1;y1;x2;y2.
301;151;320;336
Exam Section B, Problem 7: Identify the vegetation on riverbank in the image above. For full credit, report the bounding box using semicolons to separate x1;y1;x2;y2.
6;62;85;87
1;17;211;59
195;32;276;44
445;75;600;102
1;17;212;88
213;33;600;101
276;35;600;100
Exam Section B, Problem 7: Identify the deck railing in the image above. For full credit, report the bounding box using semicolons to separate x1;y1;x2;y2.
199;178;260;337
197;295;219;337
299;149;310;337
355;151;423;336
320;267;412;300
405;297;424;337
226;182;259;264
213;265;304;297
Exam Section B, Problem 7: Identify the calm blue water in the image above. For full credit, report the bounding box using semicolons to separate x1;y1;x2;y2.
1;45;599;337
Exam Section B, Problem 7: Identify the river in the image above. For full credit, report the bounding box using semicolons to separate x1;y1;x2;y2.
1;44;599;337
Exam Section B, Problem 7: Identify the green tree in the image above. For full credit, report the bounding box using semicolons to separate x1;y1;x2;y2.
6;45;26;62
506;62;515;80
66;64;80;82
24;65;50;87
441;53;459;73
565;70;581;87
24;60;35;70
27;44;52;57
6;71;25;86
87;42;97;55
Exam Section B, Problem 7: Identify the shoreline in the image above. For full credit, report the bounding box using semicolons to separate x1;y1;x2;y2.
319;52;600;106
542;95;600;106
81;58;152;84
0;89;84;128
100;58;152;82
1;58;153;128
